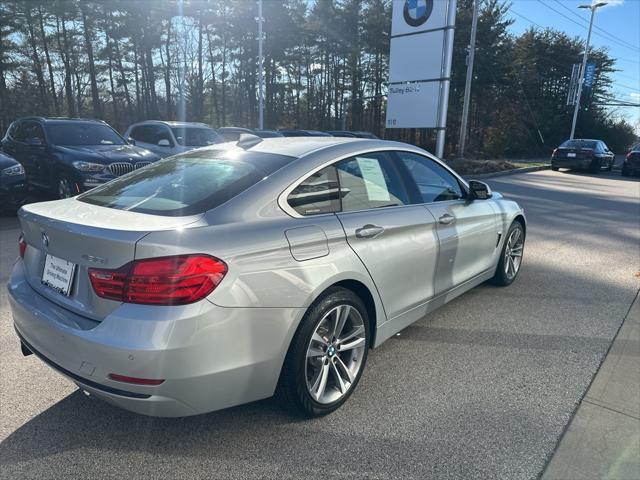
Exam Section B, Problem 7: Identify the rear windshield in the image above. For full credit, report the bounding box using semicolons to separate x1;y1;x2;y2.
171;127;221;147
46;123;125;146
560;140;597;149
78;149;294;216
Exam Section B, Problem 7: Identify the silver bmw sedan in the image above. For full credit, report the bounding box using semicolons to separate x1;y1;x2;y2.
8;136;525;417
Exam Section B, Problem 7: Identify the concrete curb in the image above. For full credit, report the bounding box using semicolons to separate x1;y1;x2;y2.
464;164;550;180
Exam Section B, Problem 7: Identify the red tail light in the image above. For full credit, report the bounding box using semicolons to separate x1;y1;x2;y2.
89;254;227;305
18;233;26;259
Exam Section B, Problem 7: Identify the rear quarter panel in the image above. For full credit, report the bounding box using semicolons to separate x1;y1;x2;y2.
135;214;387;327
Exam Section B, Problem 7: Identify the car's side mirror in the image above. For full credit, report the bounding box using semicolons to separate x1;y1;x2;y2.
127;137;136;145
469;180;492;200
158;139;171;147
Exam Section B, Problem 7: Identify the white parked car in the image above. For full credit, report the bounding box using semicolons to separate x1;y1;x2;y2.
124;121;223;158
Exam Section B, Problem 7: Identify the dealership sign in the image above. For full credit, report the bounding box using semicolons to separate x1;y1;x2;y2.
386;0;456;130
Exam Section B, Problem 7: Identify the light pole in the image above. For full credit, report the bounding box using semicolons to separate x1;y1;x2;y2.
569;1;607;140
458;0;480;158
257;0;264;130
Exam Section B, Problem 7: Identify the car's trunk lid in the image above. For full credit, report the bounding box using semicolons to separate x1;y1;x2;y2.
555;147;594;159
19;198;204;321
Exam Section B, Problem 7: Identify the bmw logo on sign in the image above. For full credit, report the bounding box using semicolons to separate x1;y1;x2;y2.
403;0;433;27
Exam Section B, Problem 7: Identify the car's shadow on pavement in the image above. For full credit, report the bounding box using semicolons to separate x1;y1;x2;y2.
0;390;297;460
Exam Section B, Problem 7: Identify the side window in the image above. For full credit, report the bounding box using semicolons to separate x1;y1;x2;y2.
129;126;145;142
287;166;341;216
395;151;464;203
336;152;410;211
20;122;45;144
154;125;173;145
10;122;25;141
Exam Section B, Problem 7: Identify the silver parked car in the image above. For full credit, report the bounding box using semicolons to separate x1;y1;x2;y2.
8;136;526;417
124;121;222;158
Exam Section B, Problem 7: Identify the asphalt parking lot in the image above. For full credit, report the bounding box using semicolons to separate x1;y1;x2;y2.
0;169;638;479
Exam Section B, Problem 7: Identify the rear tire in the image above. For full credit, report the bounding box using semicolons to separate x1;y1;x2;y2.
590;158;601;174
621;166;630;177
491;221;525;287
551;167;559;171
277;287;370;417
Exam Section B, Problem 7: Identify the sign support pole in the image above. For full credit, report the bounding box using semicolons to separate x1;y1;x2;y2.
257;0;264;130
435;0;457;159
458;0;479;159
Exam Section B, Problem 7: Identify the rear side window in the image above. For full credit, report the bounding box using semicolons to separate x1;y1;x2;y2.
336;152;410;211
79;149;294;216
288;166;341;216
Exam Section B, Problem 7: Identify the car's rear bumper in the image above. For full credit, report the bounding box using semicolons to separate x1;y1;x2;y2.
551;158;592;169
8;261;304;417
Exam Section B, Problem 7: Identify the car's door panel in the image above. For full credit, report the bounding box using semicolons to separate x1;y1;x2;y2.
425;200;498;294
337;206;439;320
333;152;438;320
392;150;498;295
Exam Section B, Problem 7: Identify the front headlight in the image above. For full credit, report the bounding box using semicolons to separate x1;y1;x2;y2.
72;161;105;172
2;164;25;176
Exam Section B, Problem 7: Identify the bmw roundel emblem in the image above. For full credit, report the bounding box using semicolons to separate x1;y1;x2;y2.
403;0;433;27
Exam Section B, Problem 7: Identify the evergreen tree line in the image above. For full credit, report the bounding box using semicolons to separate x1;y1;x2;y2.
0;0;636;157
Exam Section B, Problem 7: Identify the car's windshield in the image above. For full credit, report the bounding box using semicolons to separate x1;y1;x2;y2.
171;127;221;147
46;123;125;146
78;149;294;216
560;140;598;149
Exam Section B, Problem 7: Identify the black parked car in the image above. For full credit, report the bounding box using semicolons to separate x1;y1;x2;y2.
1;117;161;198
551;139;615;173
0;151;27;212
622;144;640;177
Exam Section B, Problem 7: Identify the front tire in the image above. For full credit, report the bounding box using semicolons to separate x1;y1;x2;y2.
492;221;525;286
551;166;559;171
277;287;370;417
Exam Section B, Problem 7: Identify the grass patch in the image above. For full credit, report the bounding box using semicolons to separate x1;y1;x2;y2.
447;159;548;175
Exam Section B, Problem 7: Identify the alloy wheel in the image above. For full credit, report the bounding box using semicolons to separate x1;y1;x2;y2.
305;304;366;404
504;227;524;280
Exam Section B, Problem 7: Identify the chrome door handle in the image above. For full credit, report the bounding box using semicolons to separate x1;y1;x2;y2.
355;224;385;239
438;214;455;225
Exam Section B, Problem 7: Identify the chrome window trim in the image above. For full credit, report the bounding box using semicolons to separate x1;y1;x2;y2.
278;146;469;219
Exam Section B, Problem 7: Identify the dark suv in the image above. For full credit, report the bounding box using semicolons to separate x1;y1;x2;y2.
1;117;161;198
